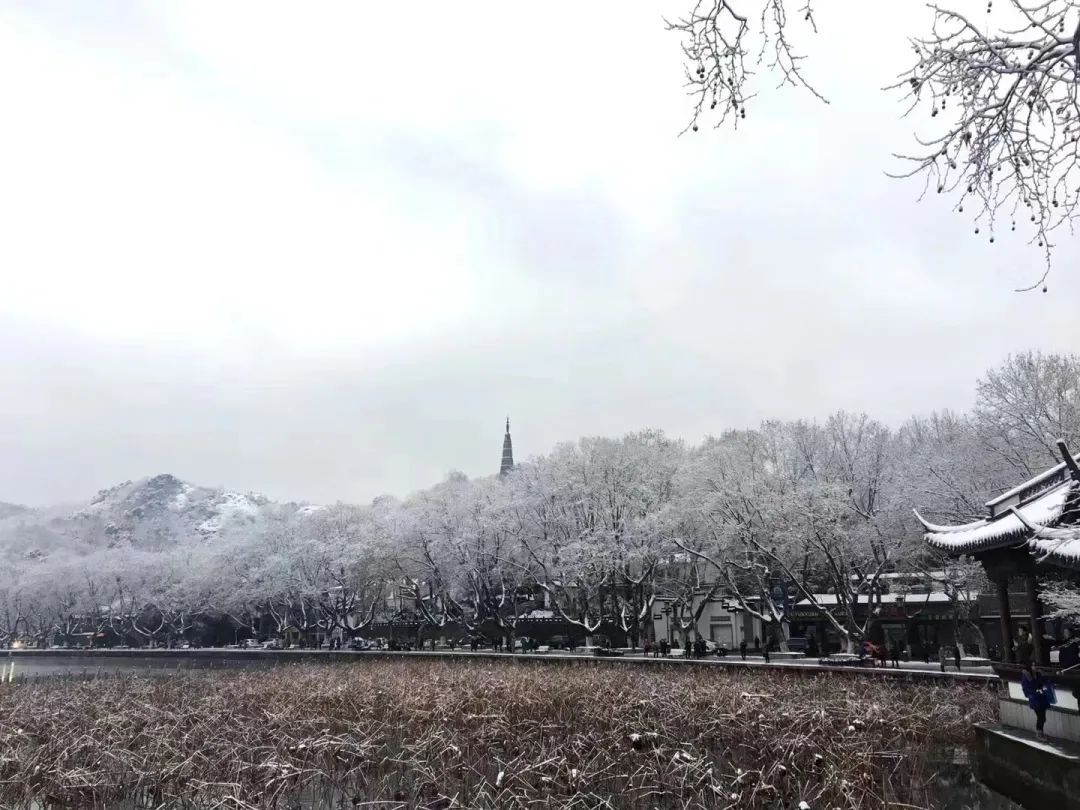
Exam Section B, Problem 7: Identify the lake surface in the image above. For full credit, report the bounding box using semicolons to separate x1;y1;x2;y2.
2;647;998;683
2;651;1020;809
2;652;277;679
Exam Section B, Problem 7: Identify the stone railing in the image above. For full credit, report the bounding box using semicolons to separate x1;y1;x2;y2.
992;662;1080;742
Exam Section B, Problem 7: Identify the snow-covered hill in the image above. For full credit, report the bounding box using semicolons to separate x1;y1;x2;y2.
0;474;316;562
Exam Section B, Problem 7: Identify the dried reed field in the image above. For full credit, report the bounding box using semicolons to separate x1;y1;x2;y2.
0;659;996;809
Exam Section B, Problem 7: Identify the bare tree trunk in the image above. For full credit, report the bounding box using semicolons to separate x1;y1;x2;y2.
965;621;988;658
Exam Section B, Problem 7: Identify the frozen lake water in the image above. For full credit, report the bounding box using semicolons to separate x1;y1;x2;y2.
0;650;1019;809
1;647;997;683
1;652;275;679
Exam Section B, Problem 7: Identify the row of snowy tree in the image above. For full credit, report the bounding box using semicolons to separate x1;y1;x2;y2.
3;351;1078;651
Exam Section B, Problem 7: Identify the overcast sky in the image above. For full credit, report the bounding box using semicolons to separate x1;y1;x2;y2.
1;1;1077;507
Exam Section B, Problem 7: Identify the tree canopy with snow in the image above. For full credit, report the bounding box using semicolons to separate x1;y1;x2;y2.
1;351;1077;651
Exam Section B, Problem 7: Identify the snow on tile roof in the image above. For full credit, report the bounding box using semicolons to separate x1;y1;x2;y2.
917;480;1076;556
1019;519;1080;566
985;453;1079;510
524;609;555;619
795;591;959;607
1030;535;1080;566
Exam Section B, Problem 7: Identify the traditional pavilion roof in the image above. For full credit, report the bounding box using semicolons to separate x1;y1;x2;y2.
915;447;1080;562
1028;528;1080;567
917;479;1075;555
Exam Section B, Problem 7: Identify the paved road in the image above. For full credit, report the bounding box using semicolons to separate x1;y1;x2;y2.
623;650;994;676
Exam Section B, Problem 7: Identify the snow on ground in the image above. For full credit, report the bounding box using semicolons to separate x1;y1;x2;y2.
197;517;222;533
200;491;264;532
665;653;992;678
170;482;195;511
988;727;1080;758
218;492;260;518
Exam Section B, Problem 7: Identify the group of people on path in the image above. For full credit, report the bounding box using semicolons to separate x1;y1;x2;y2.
642;636;784;660
643;637;710;658
859;640;906;668
738;638;770;662
644;639;669;658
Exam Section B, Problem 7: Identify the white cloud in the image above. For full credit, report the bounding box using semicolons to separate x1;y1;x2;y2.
0;9;477;352
0;1;1077;506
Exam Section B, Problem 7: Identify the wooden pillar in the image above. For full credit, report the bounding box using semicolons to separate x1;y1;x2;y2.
1025;573;1048;666
998;578;1015;663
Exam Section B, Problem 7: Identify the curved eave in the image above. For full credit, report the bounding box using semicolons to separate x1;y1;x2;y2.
924;525;1029;556
912;509;987;534
920;480;1075;557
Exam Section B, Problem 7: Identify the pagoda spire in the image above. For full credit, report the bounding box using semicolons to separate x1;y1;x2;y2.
500;416;514;477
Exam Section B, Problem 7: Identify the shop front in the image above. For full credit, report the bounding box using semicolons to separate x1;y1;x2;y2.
790;593;965;658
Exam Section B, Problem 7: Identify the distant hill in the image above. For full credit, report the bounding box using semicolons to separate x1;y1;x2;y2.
0;474;316;563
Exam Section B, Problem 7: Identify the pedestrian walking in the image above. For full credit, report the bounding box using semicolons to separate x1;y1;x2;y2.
890;642;901;668
1015;627;1034;666
684;637;693;658
953;645;962;672
1021;662;1054;740
739;640;747;660
660;639;669;658
763;643;770;664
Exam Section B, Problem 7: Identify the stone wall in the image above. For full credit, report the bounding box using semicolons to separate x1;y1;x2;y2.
974;723;1080;810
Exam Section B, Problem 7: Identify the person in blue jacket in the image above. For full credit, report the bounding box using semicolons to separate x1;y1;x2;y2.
1021;661;1053;740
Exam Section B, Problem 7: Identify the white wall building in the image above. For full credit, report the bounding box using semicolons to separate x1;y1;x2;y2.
650;594;764;649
